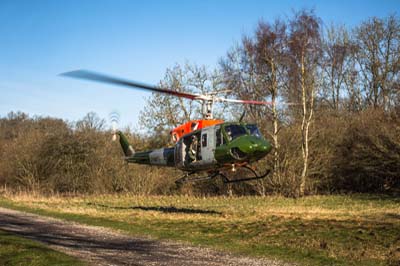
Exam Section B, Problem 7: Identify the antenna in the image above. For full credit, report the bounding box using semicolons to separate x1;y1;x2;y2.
109;111;120;141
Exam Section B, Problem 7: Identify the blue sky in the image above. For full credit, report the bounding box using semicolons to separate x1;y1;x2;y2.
1;0;399;129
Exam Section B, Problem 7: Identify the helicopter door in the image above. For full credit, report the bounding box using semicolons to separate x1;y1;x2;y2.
200;127;215;164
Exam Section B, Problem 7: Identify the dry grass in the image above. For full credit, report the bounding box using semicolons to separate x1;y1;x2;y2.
0;192;399;266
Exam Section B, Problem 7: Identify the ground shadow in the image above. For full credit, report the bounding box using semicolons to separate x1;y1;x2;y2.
86;203;223;215
349;193;400;204
0;212;208;265
385;213;400;220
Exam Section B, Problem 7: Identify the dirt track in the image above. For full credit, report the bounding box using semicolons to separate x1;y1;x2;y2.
0;207;293;266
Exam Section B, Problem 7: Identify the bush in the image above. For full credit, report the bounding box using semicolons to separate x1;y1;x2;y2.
266;109;400;195
333;109;400;192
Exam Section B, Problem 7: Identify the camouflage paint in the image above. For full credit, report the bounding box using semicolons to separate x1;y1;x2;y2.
117;122;272;171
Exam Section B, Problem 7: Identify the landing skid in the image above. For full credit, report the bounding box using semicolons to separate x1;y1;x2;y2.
175;166;270;185
220;166;270;183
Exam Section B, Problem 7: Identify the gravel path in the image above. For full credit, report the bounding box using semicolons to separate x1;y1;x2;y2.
0;207;293;266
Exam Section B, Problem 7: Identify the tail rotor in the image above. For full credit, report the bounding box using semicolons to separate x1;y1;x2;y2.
109;111;120;142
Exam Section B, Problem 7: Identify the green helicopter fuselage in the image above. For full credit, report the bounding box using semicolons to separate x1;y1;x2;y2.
118;122;272;172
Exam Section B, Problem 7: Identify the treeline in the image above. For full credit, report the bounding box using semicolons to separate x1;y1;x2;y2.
0;112;179;194
0;108;398;195
1;10;399;196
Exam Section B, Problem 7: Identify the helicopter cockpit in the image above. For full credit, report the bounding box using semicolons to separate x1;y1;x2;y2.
223;124;263;142
224;124;247;141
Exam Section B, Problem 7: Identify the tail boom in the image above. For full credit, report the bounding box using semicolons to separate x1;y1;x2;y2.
126;148;175;166
117;131;175;167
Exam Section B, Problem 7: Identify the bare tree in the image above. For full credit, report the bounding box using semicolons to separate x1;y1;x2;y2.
220;21;288;131
343;46;363;112
287;10;322;196
247;20;288;186
76;112;106;132
220;43;263;124
354;15;400;109
321;24;353;110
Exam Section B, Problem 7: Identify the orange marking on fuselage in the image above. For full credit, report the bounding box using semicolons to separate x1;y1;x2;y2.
170;119;224;142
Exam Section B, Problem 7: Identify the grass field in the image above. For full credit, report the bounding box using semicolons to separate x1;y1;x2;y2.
0;229;86;266
0;193;399;266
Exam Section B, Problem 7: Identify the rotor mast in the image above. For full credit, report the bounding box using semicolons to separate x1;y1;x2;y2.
203;98;214;119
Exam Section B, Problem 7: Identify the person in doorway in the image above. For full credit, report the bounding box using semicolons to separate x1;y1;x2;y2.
189;135;198;162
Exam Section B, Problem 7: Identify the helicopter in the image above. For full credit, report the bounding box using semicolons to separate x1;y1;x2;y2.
62;70;274;184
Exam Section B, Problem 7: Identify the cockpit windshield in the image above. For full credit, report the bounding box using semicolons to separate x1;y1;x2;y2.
224;124;247;141
246;124;262;137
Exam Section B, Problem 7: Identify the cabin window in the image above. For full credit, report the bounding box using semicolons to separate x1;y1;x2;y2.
202;134;207;147
224;125;247;141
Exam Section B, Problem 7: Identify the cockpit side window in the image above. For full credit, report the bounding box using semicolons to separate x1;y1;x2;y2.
246;124;262;137
216;128;222;146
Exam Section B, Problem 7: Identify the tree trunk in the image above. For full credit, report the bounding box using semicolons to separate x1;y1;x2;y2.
271;61;280;184
299;53;314;197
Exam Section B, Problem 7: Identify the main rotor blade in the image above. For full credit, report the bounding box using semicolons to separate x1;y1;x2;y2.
60;70;200;100
216;97;273;105
216;97;299;106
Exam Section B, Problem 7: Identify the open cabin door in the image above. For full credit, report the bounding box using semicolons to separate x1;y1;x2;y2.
175;127;216;170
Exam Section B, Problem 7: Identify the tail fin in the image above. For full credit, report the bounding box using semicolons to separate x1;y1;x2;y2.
116;131;135;157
